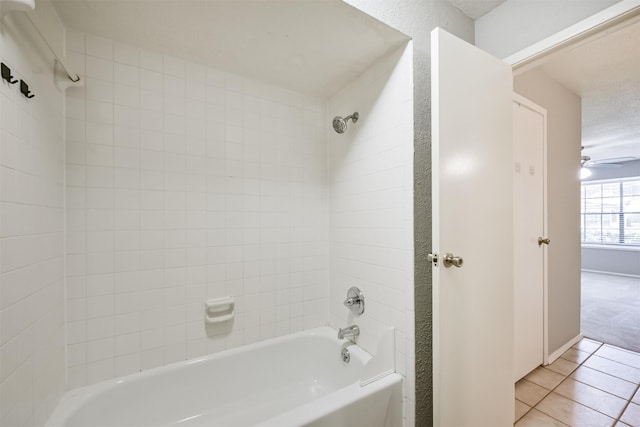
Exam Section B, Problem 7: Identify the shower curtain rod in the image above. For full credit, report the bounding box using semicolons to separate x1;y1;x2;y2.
25;12;80;84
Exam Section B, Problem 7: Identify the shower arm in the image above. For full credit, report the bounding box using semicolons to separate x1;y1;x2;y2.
345;112;359;123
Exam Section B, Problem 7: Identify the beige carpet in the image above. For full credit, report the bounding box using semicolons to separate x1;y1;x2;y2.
581;271;640;353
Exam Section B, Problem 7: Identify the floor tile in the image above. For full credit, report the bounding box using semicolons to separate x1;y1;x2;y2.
633;388;640;405
573;338;603;354
554;378;627;419
516;379;550;406
620;402;640;427
571;366;637;400
525;367;566;390
584;356;640;383
561;348;592;364
515;399;531;422
615;422;633;427
536;392;615;427
515;408;569;426
547;358;580;376
596;345;640;369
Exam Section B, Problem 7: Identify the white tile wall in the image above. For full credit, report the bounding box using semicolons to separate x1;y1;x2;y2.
0;16;66;427
327;43;415;424
65;33;329;387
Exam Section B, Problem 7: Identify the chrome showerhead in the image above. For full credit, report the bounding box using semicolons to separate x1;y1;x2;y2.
332;112;359;134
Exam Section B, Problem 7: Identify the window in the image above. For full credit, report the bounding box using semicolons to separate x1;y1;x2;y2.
581;178;640;246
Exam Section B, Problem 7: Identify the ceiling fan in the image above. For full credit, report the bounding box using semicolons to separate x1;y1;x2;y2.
580;146;637;169
581;156;636;168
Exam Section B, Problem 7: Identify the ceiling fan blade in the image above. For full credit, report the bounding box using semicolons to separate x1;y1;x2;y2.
583;156;637;168
585;162;624;169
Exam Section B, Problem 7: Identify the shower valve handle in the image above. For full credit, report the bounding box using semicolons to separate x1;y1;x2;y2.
343;287;364;315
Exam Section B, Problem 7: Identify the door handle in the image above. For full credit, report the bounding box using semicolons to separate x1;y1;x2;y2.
443;253;463;268
538;237;550;246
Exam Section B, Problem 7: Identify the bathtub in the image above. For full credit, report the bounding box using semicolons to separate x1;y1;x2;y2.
46;327;402;427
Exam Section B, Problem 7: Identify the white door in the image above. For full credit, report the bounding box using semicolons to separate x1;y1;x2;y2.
432;28;514;426
513;95;547;381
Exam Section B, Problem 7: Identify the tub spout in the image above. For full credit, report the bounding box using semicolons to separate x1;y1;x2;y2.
338;325;360;341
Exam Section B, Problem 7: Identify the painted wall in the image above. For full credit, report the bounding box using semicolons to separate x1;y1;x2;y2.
476;0;620;58
342;2;474;425
0;13;66;427
514;68;582;355
582;248;640;276
582;159;640;276
327;43;414;424
63;32;329;387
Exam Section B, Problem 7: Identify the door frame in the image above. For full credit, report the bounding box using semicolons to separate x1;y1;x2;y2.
503;0;640;365
505;0;640;74
512;93;549;367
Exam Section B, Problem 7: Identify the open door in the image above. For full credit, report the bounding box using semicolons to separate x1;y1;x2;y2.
431;28;514;426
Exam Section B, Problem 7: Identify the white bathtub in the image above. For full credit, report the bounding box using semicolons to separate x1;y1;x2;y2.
47;327;402;427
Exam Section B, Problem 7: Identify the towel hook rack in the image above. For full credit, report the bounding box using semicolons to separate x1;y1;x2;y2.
20;80;34;99
1;63;18;84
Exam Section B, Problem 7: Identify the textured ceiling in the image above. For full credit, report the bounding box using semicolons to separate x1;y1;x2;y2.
51;0;408;97
446;0;507;19
542;20;640;162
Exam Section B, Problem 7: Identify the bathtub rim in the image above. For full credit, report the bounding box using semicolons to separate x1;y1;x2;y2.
47;326;374;427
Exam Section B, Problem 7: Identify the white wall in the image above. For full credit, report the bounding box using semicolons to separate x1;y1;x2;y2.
63;32;329;387
328;43;414;424
476;0;620;58
582;247;640;276
514;68;582;355
0;13;66;427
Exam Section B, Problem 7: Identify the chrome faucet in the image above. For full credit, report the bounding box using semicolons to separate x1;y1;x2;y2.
338;325;360;341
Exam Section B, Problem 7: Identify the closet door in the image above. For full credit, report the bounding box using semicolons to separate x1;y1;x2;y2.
513;95;547;382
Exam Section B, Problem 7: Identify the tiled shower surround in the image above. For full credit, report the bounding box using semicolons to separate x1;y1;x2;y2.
64;33;329;386
0;21;66;426
328;45;415;420
63;32;414;423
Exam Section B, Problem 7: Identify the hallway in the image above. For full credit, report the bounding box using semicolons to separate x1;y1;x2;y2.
582;272;640;353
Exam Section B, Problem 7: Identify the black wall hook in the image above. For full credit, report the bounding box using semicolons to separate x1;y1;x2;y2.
1;63;18;84
20;80;34;99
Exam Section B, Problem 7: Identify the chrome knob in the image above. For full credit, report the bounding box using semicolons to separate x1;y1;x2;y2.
344;297;358;307
443;253;463;268
343;287;364;315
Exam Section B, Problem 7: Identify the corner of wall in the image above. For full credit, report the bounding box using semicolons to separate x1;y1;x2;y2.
0;6;67;426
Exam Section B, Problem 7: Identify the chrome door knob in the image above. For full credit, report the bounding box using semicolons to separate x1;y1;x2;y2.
443;253;463;268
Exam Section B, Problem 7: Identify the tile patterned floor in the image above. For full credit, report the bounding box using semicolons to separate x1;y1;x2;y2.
515;338;640;426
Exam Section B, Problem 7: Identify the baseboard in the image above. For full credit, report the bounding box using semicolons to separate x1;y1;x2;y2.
581;269;640;279
546;334;583;365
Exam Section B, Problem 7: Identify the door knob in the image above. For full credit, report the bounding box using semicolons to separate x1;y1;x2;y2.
443;253;463;268
538;237;550;246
